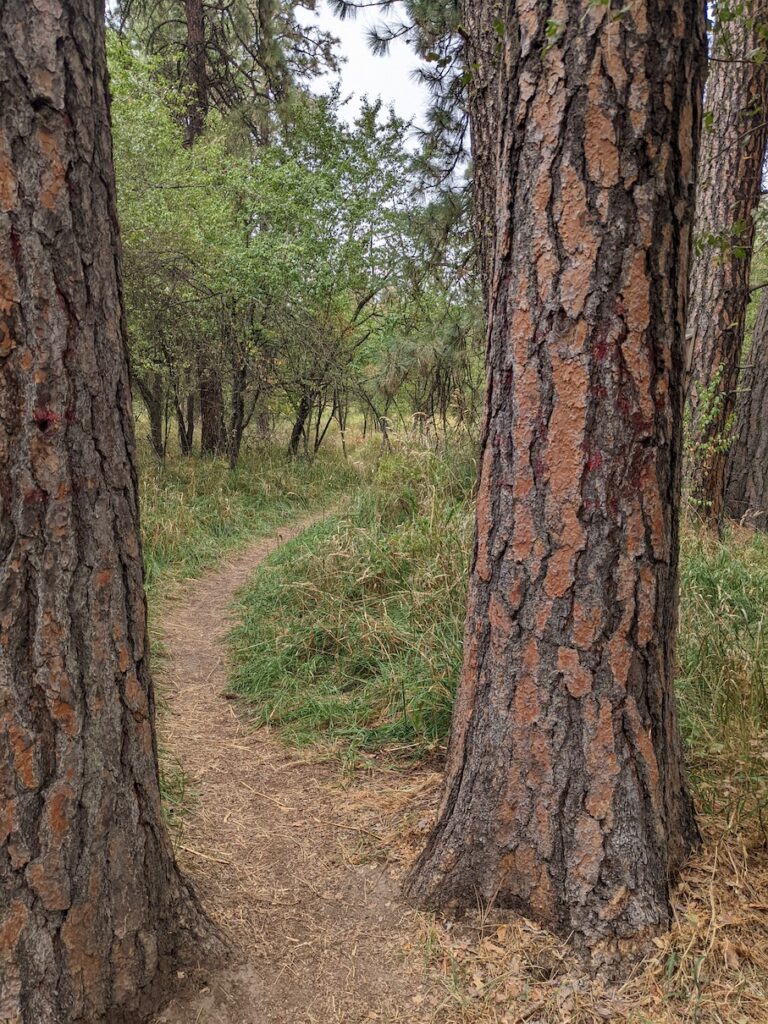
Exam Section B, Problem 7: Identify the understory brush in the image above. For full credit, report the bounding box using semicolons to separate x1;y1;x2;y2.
230;438;476;755
139;438;359;604
230;441;768;827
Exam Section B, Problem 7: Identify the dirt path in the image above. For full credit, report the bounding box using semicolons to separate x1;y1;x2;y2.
153;517;441;1024
148;516;719;1024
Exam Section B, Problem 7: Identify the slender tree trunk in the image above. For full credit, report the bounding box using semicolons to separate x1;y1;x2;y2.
135;371;165;459
0;3;219;1021
725;289;768;526
183;0;208;146
406;0;705;957
175;392;195;455
686;2;768;524
228;357;247;470
288;393;312;457
185;391;195;449
335;391;348;460
198;356;226;456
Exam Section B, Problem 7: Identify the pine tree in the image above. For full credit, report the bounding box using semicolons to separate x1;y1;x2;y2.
405;0;705;957
0;3;218;1019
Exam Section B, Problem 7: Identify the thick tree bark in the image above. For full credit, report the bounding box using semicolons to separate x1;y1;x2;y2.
0;4;218;1021
405;0;705;958
686;3;768;524
183;0;208;146
725;289;768;526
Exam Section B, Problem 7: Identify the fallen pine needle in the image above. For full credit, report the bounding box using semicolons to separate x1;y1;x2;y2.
241;781;292;811
179;844;230;865
309;817;385;842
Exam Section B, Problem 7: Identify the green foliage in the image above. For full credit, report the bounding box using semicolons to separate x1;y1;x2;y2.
109;31;482;458
112;0;338;138
139;439;359;604
678;527;768;823
229;439;475;756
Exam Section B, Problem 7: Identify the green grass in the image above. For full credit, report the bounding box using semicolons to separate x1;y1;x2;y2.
229;442;768;825
677;525;768;822
229;439;476;757
138;437;360;606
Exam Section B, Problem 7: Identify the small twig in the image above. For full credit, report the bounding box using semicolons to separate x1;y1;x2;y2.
309;816;385;843
179;844;231;865
242;781;292;811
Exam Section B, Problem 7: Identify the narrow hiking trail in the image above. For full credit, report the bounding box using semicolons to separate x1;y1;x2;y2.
152;516;446;1024
147;516;711;1024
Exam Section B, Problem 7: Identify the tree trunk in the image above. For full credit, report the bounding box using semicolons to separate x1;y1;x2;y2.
198;357;226;456
135;371;165;459
183;0;208;146
725;289;768;526
254;395;271;439
288;393;312;457
405;0;705;958
686;3;768;524
228;357;247;470
176;392;195;455
0;4;218;1021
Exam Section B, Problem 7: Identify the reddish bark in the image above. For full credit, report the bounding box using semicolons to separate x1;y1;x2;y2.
406;0;705;958
184;0;209;145
0;3;218;1020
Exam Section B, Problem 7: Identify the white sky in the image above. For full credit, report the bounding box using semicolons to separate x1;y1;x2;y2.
299;1;429;129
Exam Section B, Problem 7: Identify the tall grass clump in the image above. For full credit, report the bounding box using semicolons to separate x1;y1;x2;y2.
678;525;768;824
226;434;768;829
138;439;359;604
230;438;477;756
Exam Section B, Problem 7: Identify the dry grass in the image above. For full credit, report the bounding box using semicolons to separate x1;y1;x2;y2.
148;443;768;1023
334;766;768;1024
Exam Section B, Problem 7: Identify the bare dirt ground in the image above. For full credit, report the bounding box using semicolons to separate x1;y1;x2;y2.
152;517;768;1024
152;517;445;1024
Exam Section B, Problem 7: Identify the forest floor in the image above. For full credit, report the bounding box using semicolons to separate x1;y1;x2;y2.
151;514;446;1024
151;516;768;1024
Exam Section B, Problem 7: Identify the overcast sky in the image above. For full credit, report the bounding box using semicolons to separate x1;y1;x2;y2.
299;1;429;129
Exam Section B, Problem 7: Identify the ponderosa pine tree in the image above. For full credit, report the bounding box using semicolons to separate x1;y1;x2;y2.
686;1;768;524
405;0;705;956
0;3;218;1020
725;289;768;526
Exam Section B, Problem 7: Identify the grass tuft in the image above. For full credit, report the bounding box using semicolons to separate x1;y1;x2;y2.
678;524;768;827
229;439;476;757
229;441;768;831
